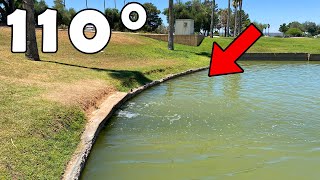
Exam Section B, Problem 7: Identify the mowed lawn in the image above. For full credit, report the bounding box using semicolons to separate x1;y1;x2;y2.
1;26;320;179
199;36;320;54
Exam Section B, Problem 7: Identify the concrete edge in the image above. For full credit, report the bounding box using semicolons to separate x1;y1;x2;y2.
140;34;205;47
62;67;209;180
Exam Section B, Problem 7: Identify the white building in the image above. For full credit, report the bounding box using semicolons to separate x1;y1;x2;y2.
175;19;195;35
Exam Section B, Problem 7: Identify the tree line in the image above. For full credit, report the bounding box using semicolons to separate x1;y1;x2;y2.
104;2;163;33
1;0;260;36
279;21;320;37
164;0;251;37
0;0;164;32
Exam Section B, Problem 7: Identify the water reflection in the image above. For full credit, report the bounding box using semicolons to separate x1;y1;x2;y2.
223;74;241;99
165;80;174;97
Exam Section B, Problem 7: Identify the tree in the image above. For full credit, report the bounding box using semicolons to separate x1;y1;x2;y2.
143;3;162;32
303;21;317;36
163;1;219;33
288;21;305;32
0;0;14;23
238;0;243;33
105;8;122;30
227;0;231;36
262;24;268;35
1;0;49;24
216;22;222;35
24;0;40;60
34;0;48;14
34;0;48;23
14;0;23;9
316;25;320;35
219;8;228;37
210;0;216;38
53;0;65;25
53;0;75;26
168;0;174;50
67;8;76;21
232;0;238;37
229;8;250;36
286;27;303;37
253;21;264;32
239;9;250;29
279;23;289;37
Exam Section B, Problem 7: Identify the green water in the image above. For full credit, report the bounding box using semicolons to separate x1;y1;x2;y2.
82;62;320;180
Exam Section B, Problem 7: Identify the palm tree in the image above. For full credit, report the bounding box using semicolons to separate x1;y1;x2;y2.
226;0;231;37
218;8;228;37
238;0;243;33
233;0;238;37
262;24;268;35
209;0;215;38
168;0;174;50
24;0;40;60
114;0;116;8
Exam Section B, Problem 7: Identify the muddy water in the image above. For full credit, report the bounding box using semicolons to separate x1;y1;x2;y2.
82;61;320;179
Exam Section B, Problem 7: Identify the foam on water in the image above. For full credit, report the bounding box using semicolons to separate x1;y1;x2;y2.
116;110;139;119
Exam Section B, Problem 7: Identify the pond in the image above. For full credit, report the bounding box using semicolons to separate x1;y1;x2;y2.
82;61;320;179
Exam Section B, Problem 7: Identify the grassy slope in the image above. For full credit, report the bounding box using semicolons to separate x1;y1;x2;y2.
1;27;320;179
0;28;209;179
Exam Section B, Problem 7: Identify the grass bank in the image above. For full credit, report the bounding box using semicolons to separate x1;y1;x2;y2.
189;36;320;55
1;27;319;179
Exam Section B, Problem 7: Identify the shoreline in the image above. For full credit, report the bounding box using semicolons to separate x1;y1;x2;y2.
62;67;209;180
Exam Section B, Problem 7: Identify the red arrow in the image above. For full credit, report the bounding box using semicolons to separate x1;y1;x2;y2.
209;23;263;77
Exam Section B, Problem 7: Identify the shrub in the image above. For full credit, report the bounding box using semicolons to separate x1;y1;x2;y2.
213;31;220;36
285;28;303;37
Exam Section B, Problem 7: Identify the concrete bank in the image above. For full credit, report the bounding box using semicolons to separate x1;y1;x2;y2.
141;34;205;46
239;53;320;61
62;67;208;180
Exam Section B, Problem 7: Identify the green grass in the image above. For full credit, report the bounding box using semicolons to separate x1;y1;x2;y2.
1;26;320;179
0;82;85;179
178;36;320;56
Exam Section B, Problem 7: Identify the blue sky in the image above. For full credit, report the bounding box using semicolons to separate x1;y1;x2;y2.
46;0;320;33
